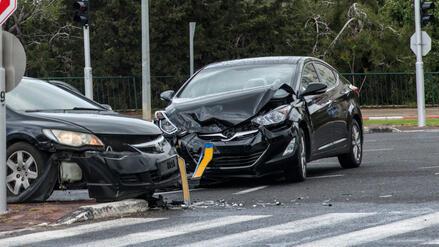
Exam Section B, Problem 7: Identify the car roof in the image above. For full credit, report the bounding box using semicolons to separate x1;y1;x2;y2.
204;56;311;69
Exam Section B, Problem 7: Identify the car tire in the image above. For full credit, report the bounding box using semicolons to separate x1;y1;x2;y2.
6;142;57;203
284;129;307;183
338;119;363;169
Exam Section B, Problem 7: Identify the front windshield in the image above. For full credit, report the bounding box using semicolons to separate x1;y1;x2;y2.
178;64;296;99
6;78;101;111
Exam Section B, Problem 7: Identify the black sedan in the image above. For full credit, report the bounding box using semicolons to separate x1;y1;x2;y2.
6;78;179;202
155;56;363;182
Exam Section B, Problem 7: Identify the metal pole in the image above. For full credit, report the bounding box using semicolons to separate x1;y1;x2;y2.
0;26;7;214
189;22;196;76
83;24;93;99
142;0;151;121
415;0;426;127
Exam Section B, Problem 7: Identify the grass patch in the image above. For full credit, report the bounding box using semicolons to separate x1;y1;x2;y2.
364;118;439;126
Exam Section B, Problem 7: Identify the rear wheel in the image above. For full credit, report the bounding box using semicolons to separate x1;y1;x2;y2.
338;120;363;169
6;142;57;203
284;129;307;182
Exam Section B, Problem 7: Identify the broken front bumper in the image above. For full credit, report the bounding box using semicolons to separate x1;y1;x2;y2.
72;149;180;202
178;125;299;178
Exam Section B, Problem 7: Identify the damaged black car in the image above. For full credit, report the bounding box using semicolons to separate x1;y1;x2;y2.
6;78;179;203
155;56;363;182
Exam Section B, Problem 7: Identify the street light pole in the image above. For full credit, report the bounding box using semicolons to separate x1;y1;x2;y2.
141;0;151;121
414;0;426;127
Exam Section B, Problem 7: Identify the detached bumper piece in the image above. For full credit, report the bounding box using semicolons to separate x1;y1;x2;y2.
73;151;179;202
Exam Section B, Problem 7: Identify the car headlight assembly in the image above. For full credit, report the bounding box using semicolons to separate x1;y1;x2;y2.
253;105;292;126
43;129;104;147
155;111;178;135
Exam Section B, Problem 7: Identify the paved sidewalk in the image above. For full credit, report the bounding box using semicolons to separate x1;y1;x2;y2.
0;200;96;232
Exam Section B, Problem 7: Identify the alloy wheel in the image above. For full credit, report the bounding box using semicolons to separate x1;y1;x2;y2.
6;151;39;195
352;124;362;162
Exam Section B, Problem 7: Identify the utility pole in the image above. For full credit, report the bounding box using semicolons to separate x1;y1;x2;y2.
189;22;196;76
74;1;93;99
83;24;93;99
142;0;151;120
0;26;6;214
414;0;426;127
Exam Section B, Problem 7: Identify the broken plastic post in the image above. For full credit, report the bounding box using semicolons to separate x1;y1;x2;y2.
177;156;191;206
192;143;214;179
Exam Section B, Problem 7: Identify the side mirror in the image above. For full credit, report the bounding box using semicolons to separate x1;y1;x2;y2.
160;90;175;103
101;104;113;111
301;83;327;97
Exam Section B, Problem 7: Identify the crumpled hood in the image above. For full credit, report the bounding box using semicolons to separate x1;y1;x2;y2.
28;112;162;135
165;85;283;133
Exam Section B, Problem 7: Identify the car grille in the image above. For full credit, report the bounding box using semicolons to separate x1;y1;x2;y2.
97;134;161;152
190;149;266;168
120;170;174;185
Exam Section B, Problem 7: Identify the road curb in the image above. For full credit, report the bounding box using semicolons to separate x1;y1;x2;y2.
364;115;439;120
364;126;401;134
53;199;149;226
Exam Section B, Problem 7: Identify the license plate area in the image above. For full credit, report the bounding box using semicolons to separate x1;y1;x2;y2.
157;155;178;177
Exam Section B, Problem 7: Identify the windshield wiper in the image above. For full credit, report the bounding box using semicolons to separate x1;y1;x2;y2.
70;107;104;111
25;109;65;113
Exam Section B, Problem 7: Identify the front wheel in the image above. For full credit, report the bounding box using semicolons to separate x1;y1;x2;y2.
6;142;57;203
284;129;307;182
338;120;363;169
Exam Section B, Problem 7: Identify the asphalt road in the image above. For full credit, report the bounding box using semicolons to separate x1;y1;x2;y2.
2;131;439;247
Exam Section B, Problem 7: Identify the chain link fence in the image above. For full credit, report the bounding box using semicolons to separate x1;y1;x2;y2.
42;72;439;111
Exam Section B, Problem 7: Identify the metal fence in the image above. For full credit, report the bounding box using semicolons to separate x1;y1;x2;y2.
41;72;439;111
342;72;439;107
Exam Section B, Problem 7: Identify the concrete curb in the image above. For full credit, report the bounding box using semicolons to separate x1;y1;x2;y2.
53;199;149;226
364;126;401;134
364;115;439;120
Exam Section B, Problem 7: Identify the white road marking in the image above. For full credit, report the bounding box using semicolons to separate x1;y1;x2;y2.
364;148;394;152
74;215;269;247
233;186;268;195
297;212;439;247
0;218;165;247
183;213;373;247
308;174;344;179
419;166;439;170
156;188;203;195
424;239;439;245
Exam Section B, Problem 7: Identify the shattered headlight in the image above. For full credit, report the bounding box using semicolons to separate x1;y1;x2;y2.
252;105;292;126
155;111;178;135
43;129;104;147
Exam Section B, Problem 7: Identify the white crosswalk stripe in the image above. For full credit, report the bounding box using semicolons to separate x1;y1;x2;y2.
297;212;439;247
2;212;439;246
0;217;165;247
183;213;373;247
74;215;269;247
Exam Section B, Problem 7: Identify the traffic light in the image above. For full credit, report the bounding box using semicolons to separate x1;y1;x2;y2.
421;1;435;26
73;0;89;26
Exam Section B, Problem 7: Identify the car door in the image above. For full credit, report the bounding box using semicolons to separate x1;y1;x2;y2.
314;63;349;154
300;62;336;157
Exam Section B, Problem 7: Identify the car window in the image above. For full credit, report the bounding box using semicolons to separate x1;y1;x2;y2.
315;63;337;88
300;63;319;91
178;64;296;99
6;78;102;111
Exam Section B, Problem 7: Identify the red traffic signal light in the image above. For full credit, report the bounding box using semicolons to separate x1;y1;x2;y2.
73;1;89;26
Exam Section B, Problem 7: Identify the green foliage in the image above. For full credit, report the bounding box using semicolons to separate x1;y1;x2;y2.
2;0;436;104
